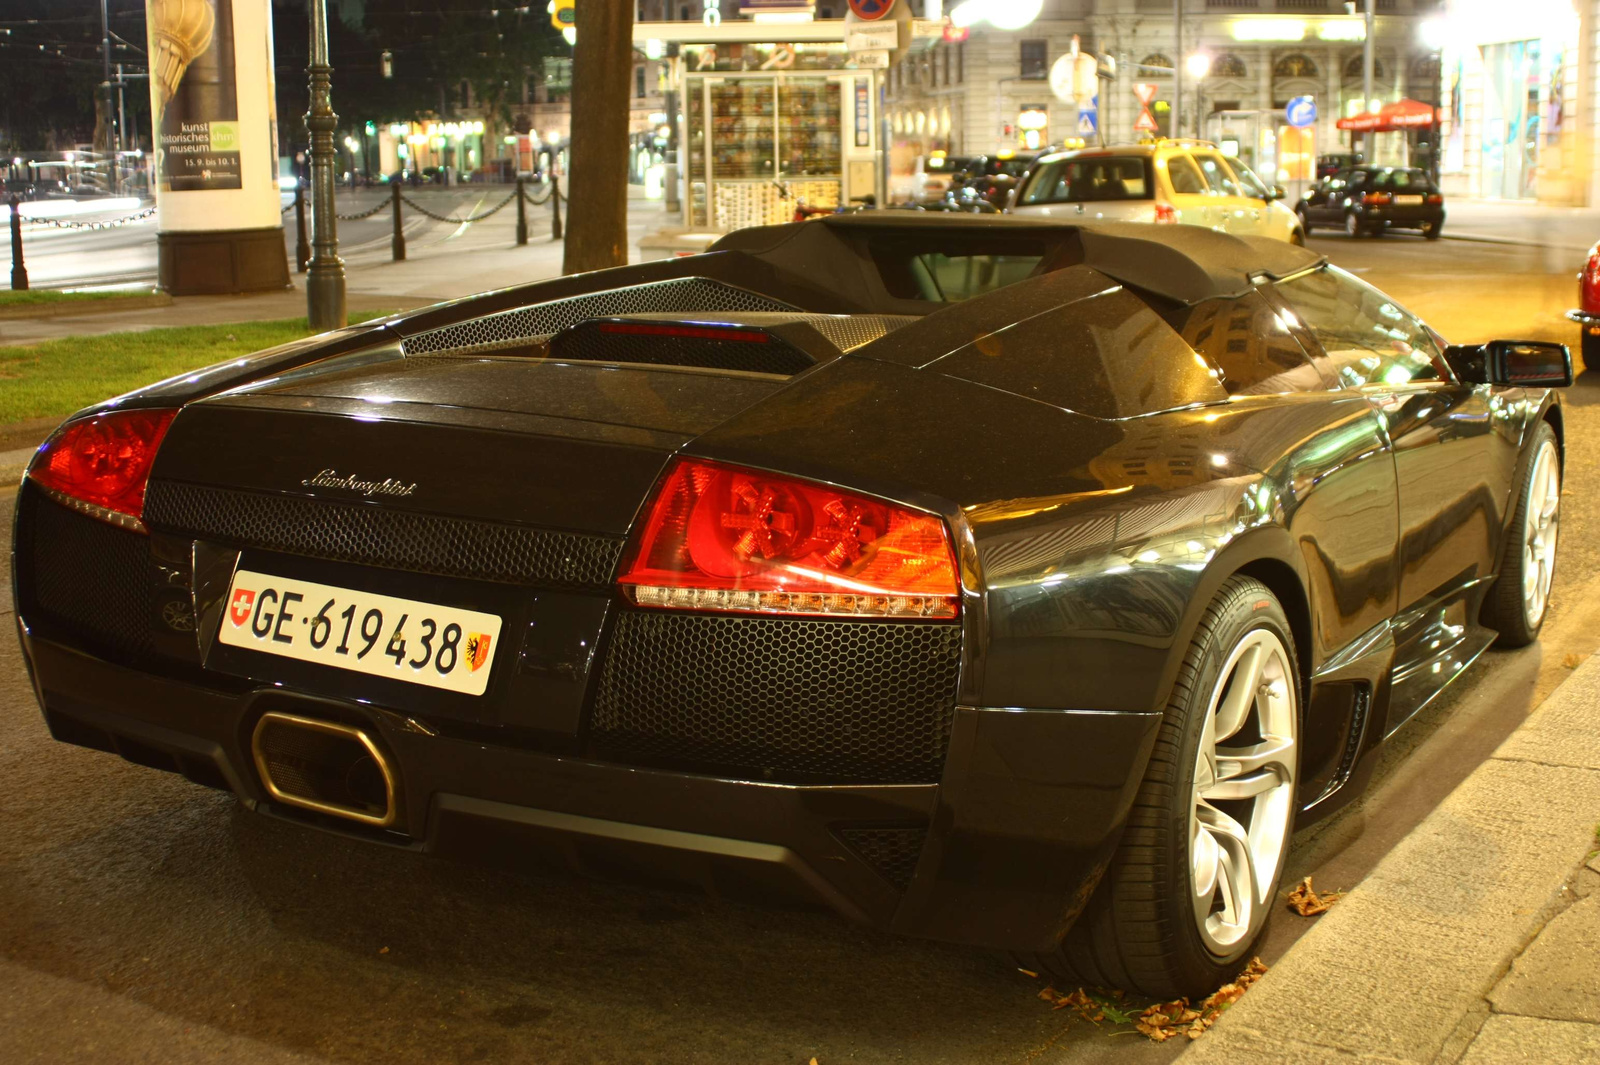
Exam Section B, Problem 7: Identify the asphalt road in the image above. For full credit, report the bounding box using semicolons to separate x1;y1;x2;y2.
3;233;1599;1064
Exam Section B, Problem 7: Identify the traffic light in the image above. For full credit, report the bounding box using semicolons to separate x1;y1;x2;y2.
550;0;574;31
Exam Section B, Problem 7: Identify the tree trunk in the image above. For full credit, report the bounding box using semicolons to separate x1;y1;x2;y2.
562;0;633;275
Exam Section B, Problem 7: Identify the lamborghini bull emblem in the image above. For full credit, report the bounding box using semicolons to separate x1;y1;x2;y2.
465;633;493;672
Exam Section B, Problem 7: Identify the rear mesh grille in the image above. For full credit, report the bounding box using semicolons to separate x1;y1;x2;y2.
20;486;153;659
836;826;929;891
144;481;623;588
592;610;962;784
400;278;799;357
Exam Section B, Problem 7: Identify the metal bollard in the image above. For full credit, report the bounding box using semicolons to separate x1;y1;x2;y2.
391;181;405;261
8;194;27;291
294;183;309;273
550;175;563;242
515;176;528;246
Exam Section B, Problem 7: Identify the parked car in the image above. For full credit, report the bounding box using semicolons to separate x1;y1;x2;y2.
1296;166;1445;239
1566;240;1600;368
15;216;1568;999
948;150;1039;207
1008;140;1303;243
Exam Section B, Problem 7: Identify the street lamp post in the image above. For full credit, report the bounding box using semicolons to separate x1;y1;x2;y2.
1186;52;1210;140
305;0;346;331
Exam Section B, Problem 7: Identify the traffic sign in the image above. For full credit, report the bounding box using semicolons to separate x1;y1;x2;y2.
848;0;894;20
1286;95;1317;129
845;21;897;51
1077;107;1098;136
1049;55;1075;103
1134;82;1158;106
1133;108;1159;134
550;0;574;30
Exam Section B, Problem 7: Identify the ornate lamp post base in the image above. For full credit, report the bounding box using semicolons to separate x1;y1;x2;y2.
305;0;346;331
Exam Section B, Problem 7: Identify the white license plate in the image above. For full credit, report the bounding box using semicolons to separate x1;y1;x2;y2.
218;570;503;696
1395;194;1424;205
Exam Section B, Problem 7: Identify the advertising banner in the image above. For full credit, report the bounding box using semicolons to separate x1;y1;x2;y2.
149;0;242;191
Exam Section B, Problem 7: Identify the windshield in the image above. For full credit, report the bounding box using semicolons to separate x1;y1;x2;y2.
869;236;1049;302
1018;156;1153;205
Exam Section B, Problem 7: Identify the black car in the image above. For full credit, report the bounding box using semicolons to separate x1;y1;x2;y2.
1314;152;1362;180
13;217;1569;998
1296;166;1445;238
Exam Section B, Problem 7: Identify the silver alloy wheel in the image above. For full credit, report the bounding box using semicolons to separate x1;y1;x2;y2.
1189;628;1297;955
1522;439;1561;629
1344;212;1360;237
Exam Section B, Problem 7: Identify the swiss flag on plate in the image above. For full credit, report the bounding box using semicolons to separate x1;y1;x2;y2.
229;588;256;627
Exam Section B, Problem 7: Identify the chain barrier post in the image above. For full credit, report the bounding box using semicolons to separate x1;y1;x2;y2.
391;181;406;261
8;195;27;291
550;175;563;242
515;176;528;246
294;182;309;273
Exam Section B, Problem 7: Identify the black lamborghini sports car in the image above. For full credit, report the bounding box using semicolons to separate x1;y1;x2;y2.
13;217;1571;997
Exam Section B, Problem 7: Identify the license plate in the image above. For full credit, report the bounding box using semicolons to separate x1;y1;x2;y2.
218;570;503;696
1395;194;1424;205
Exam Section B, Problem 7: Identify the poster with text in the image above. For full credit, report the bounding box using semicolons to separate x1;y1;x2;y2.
149;0;242;191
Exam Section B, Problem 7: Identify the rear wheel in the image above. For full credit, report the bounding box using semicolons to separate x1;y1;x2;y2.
1483;422;1560;647
1421;220;1443;240
1296;207;1314;236
1579;329;1600;373
1019;577;1300;998
1289;228;1306;247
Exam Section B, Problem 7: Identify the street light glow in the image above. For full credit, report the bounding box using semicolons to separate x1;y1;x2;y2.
1185;52;1211;80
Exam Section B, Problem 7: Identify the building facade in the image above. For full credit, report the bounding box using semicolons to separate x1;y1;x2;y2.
885;0;1446;193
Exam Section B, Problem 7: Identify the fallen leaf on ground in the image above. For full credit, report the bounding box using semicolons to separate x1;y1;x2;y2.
1286;875;1345;916
1133;957;1269;1043
809;1058;819;1065
1564;653;1584;669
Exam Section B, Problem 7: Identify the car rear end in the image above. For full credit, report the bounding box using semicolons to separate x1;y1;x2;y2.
8;295;1032;947
1566;240;1600;365
1354;167;1444;236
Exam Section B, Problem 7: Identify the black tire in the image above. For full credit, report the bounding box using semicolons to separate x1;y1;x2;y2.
1296;208;1313;236
1422;221;1443;240
1017;576;1300;999
1483;421;1561;647
1344;211;1362;238
1289;228;1306;247
1579;329;1600;374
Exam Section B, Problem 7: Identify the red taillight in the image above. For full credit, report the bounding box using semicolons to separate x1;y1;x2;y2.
618;458;961;619
1425;193;1443;204
1583;250;1600;313
28;408;177;531
1362;191;1393;205
1154;203;1178;224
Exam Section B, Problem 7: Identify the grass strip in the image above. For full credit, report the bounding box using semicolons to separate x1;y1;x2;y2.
0;288;154;307
0;313;390;425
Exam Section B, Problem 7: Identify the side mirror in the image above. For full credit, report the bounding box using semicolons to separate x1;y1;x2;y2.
1445;340;1573;387
1266;184;1287;201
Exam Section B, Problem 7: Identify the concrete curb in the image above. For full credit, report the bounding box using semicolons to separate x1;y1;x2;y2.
0;293;173;321
1176;653;1600;1064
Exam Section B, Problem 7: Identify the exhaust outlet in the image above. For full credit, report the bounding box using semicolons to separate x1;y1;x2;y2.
251;711;399;828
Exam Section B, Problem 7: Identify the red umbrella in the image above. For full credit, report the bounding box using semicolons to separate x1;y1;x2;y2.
1336;98;1440;132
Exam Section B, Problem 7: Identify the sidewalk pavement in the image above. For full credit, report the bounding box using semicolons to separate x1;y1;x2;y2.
1444;198;1600;254
1177;650;1600;1065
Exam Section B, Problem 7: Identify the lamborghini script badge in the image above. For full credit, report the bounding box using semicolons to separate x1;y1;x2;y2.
301;468;417;497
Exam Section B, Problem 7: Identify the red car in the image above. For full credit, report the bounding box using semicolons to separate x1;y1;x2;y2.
1568;241;1600;367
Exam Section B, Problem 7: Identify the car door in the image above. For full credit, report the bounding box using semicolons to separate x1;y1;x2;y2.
1161;153;1216;229
1218;157;1270;235
1190;151;1253;235
1273;265;1519;729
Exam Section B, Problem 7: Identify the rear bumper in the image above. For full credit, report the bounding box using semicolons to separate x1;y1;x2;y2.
1566;309;1600;329
1356;205;1445;229
18;623;1162;953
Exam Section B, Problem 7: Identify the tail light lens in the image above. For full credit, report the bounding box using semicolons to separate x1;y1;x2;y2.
1583;248;1600;313
28;408;177;532
1362;191;1393;205
1425;193;1443;204
618;458;961;619
1154;203;1178;224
